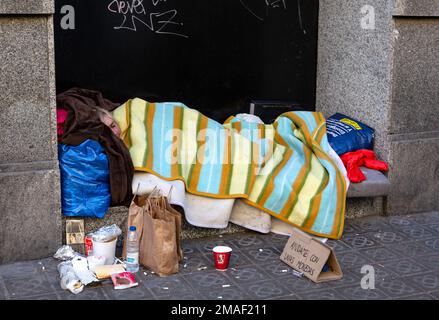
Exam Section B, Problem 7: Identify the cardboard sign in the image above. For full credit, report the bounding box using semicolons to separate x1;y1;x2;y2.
280;228;343;283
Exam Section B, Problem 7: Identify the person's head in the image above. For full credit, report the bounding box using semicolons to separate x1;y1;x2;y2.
95;107;121;138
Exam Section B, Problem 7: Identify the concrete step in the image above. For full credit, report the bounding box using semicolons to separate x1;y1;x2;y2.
62;167;390;242
347;167;390;198
62;206;248;244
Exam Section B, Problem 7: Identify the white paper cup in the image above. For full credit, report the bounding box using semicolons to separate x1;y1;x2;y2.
92;238;117;265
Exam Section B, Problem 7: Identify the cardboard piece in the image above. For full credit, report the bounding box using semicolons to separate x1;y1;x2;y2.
280;228;343;283
94;264;126;280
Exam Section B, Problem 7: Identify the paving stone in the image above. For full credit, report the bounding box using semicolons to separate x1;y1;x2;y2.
297;289;345;300
3;274;54;299
226;265;272;284
181;242;199;255
0;261;43;280
242;280;291;299
340;234;378;249
385;242;437;258
426;223;439;234
377;278;422;298
379;259;430;277
326;239;353;253
350;264;399;282
194;239;239;255
430;291;439;299
341;221;359;234
11;293;59;300
37;258;60;274
102;284;155;300
396;294;435;300
339;285;389;300
327;269;362;289
179;253;212;274
57;287;108;300
337;251;373;269
262;233;289;251
0;278;7;300
409;212;439;225
397;225;436;240
231;235;269;250
423;238;439;252
386;216;417;228
160;292;200;300
274;275;332;294
0;212;438;300
240;247;282;264
142;276;196;299
364;230;406;246
198;286;250;300
266;233;290;245
184;271;232;290
358;246;404;262
257;261;298;279
414;254;439;271
404;273;439;292
267;294;301;300
349;219;392;233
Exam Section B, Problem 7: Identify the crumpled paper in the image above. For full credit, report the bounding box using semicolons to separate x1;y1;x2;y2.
53;245;77;261
71;256;99;286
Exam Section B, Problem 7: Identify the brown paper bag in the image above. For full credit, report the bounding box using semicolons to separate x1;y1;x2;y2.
158;196;184;262
123;192;182;277
141;198;178;276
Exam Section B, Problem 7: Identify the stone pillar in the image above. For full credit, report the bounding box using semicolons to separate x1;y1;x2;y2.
0;0;61;264
389;1;439;214
317;0;439;216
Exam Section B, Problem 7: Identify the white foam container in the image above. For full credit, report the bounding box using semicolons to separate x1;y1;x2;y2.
92;238;117;265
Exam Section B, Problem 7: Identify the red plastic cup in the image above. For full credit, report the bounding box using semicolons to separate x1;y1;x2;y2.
213;246;232;271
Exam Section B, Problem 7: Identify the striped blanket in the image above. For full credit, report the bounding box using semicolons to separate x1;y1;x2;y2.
113;98;347;239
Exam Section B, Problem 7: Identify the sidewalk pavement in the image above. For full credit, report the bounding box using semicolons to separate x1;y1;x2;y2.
0;212;438;300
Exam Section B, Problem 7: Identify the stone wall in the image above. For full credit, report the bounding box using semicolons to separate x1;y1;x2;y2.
0;0;61;264
317;0;439;216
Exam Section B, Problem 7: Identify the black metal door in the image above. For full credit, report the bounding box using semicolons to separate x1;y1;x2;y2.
54;0;319;121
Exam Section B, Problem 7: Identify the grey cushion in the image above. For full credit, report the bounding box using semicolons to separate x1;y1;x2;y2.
347;167;390;198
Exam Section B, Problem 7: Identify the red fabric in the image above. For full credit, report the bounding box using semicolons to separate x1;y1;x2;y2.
57;108;69;140
340;149;388;183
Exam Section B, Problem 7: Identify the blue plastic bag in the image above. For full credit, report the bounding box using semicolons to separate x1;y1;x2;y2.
58;139;110;218
326;113;375;155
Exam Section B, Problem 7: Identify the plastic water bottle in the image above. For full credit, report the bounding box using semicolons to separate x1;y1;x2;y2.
126;226;139;273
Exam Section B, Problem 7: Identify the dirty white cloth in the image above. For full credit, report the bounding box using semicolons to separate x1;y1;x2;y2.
132;172;186;208
184;193;235;229
132;172;234;229
229;200;271;233
327;144;350;190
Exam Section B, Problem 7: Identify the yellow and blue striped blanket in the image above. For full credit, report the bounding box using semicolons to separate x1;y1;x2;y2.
113;98;347;239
